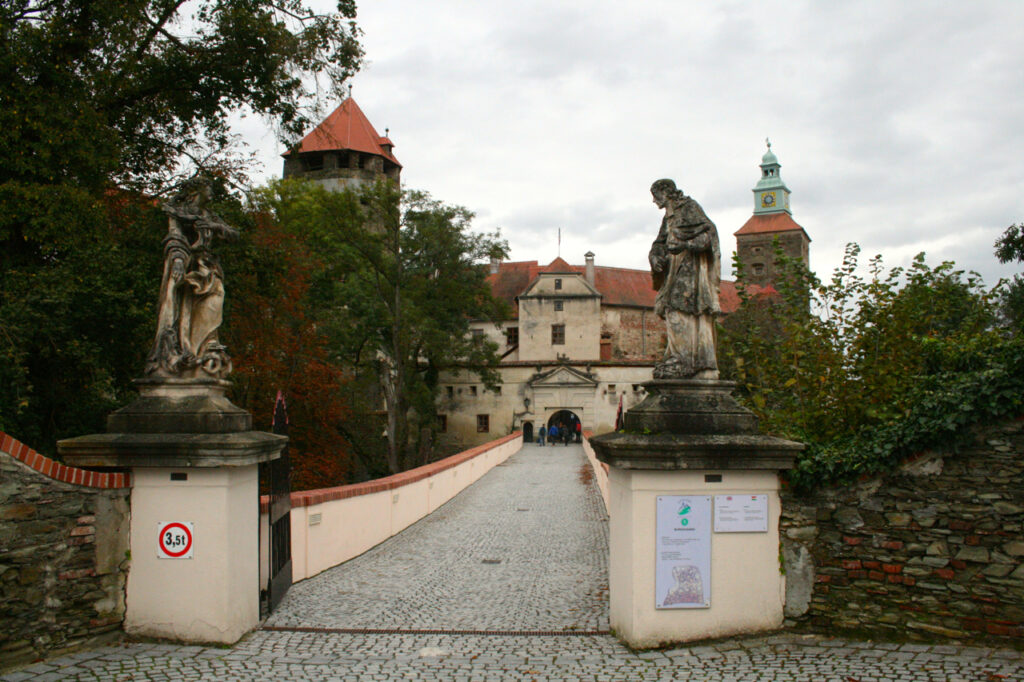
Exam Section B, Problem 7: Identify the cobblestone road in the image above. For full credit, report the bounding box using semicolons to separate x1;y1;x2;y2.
5;443;1024;680
265;443;609;632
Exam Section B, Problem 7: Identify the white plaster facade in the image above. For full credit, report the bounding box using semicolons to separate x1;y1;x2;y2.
438;257;659;449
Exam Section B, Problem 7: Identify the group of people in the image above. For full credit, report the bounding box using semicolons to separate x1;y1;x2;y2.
536;421;581;446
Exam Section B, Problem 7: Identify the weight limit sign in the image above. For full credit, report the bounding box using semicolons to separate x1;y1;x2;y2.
157;521;194;559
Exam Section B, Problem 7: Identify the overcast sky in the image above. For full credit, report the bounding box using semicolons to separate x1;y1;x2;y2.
239;0;1024;286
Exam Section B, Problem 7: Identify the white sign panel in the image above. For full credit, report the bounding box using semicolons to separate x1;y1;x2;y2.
656;496;711;609
157;521;194;559
714;495;769;533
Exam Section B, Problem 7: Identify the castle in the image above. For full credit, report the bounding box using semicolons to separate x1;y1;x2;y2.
286;99;810;449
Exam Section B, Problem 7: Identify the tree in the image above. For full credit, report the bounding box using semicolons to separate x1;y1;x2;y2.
256;179;509;475
0;1;363;451
721;243;997;444
995;223;1024;333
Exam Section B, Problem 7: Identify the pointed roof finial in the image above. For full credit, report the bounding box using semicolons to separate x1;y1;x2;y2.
347;83;353;99
385;127;389;137
765;137;771;151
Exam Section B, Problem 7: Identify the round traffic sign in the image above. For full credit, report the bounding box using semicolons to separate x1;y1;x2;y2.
158;522;193;558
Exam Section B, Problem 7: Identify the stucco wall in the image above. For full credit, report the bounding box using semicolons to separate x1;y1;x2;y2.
581;432;610;512
271;432;522;582
0;433;130;670
781;416;1024;644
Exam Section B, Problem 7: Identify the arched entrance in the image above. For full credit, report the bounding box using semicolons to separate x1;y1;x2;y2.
522;421;534;443
547;410;582;445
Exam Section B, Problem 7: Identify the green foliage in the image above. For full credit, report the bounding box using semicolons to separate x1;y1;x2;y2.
253;179;510;475
720;241;1013;492
0;1;363;452
995;223;1024;333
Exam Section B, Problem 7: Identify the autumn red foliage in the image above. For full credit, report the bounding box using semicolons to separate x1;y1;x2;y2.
225;214;353;491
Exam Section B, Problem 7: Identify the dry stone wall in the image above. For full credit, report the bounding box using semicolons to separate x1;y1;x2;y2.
781;417;1024;644
0;433;130;670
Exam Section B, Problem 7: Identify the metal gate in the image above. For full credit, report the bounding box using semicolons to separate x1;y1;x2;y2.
260;390;292;616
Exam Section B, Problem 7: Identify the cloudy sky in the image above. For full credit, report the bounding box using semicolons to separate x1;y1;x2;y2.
240;0;1024;286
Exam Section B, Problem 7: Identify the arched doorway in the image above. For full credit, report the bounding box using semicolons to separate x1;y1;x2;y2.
522;421;534;443
547;410;582;445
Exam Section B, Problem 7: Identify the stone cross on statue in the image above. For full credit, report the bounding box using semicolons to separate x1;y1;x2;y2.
146;178;238;381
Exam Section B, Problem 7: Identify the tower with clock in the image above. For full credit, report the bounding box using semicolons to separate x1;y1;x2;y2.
733;141;811;288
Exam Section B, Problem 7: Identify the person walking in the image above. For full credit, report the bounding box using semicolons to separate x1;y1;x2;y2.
537;424;546;447
575;420;582;443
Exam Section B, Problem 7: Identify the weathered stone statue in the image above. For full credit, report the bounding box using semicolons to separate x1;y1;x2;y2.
146;179;237;380
648;179;720;380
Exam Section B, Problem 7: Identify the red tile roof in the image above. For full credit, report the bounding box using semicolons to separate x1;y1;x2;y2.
734;212;808;237
486;258;771;315
283;98;401;167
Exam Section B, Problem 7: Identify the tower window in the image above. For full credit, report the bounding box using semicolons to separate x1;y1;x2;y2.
554;300;564;311
552;324;565;345
304;154;324;172
506;327;518;347
554;278;562;290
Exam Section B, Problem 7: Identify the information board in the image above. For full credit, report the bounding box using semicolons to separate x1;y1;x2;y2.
713;495;769;533
655;495;711;609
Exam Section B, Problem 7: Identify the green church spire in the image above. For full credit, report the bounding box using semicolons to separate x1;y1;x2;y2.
753;138;791;215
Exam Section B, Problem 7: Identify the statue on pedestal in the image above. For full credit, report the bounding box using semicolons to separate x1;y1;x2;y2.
146;179;238;380
648;179;721;380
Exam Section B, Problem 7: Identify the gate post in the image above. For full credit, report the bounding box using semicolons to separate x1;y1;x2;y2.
590;380;802;648
60;379;285;644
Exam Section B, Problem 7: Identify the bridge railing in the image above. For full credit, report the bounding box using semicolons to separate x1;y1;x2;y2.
581;430;610;511
264;432;523;582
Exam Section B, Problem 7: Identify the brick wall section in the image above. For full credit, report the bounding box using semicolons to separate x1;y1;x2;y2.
0;432;131;670
262;432;522;511
781;417;1024;644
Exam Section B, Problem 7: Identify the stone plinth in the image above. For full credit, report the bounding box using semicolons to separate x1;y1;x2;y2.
58;379;286;645
591;379;802;648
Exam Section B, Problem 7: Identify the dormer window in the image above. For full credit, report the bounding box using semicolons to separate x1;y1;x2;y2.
554;278;562;290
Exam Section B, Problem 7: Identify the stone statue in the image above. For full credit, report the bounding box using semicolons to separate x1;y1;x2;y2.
648;179;720;380
146;179;238;380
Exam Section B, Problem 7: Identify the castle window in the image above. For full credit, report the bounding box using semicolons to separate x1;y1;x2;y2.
446;386;454;399
608;384;616;393
471;328;484;340
493;386;502;395
477;414;490;433
753;264;765;275
303;154;324;171
437;415;447;432
554;300;564;311
506;327;518;347
554;278;562;290
470;386;478;397
551;324;565;345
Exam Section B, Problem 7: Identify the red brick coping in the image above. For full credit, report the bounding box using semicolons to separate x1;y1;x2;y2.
0;432;130;489
262;432;522;512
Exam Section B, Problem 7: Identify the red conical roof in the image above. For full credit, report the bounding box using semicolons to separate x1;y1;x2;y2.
283;98;401;167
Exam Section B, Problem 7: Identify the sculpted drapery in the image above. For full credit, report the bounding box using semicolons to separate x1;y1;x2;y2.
648;179;721;380
146;180;237;380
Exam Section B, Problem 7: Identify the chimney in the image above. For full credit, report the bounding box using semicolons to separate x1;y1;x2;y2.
584;251;595;286
490;256;501;274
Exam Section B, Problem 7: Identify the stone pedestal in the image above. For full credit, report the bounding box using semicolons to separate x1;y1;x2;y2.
59;379;286;644
591;380;801;648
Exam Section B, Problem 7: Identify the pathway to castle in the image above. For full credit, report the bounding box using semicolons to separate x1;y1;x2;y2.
4;444;1024;680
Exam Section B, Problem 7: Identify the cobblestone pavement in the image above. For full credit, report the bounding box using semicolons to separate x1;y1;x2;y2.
5;632;1023;681
5;444;1024;680
265;442;610;632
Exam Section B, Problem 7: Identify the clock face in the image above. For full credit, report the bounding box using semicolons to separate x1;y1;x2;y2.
761;192;776;208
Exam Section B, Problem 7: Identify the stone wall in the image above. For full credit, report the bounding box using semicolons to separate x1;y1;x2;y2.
0;433;130;670
781;417;1024;644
